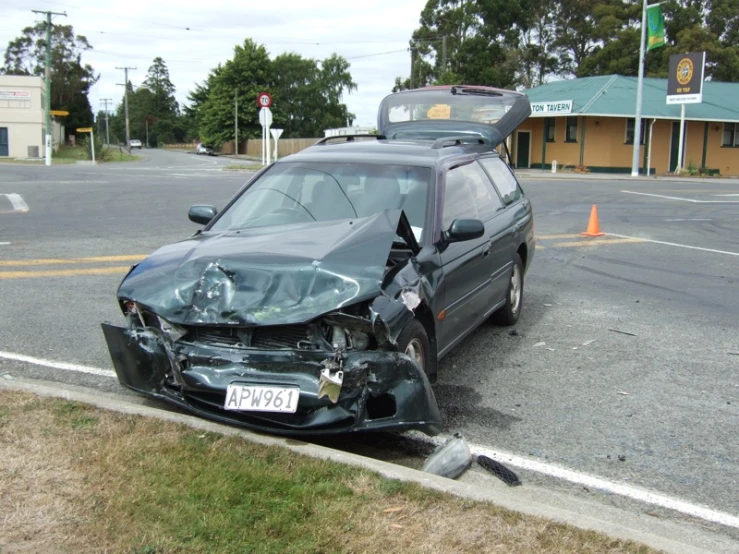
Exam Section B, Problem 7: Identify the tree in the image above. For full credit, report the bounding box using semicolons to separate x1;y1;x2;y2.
2;22;98;131
189;39;357;146
394;0;537;91
143;57;178;118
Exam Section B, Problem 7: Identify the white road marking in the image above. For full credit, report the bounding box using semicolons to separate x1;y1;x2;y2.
0;242;10;246
427;435;739;529
1;193;29;212
0;351;116;378
713;194;739;197
622;190;739;203
606;233;739;257
664;218;713;222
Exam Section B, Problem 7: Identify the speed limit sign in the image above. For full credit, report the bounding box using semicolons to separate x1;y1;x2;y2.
257;92;272;108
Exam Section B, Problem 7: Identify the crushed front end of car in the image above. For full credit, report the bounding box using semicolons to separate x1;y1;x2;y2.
102;210;441;436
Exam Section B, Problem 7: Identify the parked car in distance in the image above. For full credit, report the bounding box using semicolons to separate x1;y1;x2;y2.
196;143;215;156
129;139;142;149
102;85;535;437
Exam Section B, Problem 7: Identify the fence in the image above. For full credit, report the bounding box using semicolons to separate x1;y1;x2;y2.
164;138;320;157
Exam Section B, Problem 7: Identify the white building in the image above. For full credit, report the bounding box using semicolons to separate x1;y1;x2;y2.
0;75;63;159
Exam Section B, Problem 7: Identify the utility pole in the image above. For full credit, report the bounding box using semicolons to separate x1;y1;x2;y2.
101;98;112;145
442;35;447;76
410;47;416;89
32;9;66;167
116;66;136;151
234;90;239;156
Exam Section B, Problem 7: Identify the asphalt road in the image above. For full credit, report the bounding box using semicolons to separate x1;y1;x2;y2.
1;149;738;537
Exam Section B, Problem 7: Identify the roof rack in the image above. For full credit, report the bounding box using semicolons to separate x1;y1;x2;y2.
314;134;386;145
430;135;486;149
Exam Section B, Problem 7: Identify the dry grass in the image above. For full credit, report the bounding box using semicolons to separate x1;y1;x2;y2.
0;391;658;554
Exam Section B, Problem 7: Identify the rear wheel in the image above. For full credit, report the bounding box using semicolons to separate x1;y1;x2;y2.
493;253;524;326
396;319;435;380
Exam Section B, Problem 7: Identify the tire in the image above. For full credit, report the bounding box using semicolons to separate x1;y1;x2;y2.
396;318;435;381
492;253;524;326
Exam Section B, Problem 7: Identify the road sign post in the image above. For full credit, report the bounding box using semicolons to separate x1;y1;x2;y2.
258;93;274;165
666;52;706;173
77;127;95;163
259;105;273;166
271;128;283;160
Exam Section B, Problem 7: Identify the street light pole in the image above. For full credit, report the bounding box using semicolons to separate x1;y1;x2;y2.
31;9;66;166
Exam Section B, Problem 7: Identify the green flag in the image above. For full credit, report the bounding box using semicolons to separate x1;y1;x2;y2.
647;4;666;51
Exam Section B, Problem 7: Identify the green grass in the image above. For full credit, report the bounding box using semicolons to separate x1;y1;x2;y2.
0;390;657;554
52;145;140;163
222;163;265;171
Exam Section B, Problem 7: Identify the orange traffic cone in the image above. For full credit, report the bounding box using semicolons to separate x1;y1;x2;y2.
581;205;605;237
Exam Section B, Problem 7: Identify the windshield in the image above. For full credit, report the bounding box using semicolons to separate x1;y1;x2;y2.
210;162;432;240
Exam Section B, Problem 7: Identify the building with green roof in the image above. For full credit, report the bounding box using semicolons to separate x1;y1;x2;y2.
515;75;739;175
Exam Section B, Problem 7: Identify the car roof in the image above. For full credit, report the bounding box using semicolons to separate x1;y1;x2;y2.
280;138;501;167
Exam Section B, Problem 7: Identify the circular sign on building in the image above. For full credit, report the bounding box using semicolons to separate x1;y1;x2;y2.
257;92;272;108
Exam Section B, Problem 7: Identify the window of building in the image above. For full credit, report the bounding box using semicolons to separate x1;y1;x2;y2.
625;118;647;145
722;123;739;147
565;116;578;142
544;117;556;142
0;127;8;157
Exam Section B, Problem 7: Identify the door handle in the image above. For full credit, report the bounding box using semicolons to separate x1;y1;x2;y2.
482;242;492;257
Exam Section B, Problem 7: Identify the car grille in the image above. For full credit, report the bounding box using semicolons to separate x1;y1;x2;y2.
184;325;314;350
252;326;310;349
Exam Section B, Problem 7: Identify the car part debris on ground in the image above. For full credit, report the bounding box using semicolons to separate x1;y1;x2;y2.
421;434;472;479
477;455;523;487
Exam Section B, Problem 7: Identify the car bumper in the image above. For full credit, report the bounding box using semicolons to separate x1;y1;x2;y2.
101;323;441;436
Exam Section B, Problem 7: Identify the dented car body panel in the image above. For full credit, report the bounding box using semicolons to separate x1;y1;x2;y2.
104;208;443;435
118;210;414;327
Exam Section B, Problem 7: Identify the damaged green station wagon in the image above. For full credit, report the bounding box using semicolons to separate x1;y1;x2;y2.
102;86;535;436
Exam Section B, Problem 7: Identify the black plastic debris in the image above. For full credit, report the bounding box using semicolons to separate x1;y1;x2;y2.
421;435;472;479
477;455;522;487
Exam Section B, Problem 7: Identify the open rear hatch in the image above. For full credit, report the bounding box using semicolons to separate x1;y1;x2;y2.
377;85;531;148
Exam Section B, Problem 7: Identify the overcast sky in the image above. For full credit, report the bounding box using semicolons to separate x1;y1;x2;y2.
1;0;429;128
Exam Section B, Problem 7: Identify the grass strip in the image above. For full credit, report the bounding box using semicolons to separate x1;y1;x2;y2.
0;390;656;554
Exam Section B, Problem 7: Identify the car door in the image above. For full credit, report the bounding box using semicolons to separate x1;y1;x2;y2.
478;155;533;292
437;162;503;353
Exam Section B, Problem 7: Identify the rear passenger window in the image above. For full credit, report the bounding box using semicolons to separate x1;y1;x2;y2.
478;157;523;205
441;162;503;229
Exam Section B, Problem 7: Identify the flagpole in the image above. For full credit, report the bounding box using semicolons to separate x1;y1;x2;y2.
631;0;648;177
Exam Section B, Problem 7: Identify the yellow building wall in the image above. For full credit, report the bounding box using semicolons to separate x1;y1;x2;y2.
520;115;739;176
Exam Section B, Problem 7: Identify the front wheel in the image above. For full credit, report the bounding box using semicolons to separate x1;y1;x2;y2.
396;319;436;382
492;253;524;326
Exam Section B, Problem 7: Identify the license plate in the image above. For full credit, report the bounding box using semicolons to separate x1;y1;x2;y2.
224;384;299;413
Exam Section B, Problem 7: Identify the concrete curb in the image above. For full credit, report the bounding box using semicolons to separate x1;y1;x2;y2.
0;377;733;554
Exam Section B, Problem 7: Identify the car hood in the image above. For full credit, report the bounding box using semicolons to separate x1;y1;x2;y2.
119;210;418;326
377;85;531;148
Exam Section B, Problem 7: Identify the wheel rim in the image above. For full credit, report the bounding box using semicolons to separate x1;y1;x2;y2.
510;264;522;315
405;338;425;371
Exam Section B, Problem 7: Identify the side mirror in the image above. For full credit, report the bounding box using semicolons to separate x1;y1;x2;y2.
445;219;484;243
188;205;217;226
